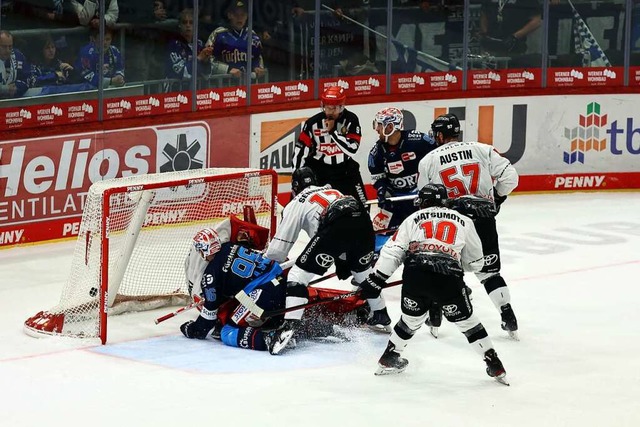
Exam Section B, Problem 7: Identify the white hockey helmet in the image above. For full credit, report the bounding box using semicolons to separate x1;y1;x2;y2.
373;107;404;139
192;228;222;259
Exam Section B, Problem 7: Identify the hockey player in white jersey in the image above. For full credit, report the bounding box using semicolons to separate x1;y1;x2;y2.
265;167;391;354
417;113;519;339
359;184;508;384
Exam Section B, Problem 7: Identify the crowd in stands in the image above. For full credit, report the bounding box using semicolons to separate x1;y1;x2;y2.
1;0;269;99
0;0;634;100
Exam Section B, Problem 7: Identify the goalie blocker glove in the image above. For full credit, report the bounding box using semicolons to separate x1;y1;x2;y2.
360;271;388;299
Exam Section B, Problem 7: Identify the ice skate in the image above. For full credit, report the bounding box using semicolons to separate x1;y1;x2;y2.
211;321;223;341
375;343;408;376
484;349;509;386
425;304;442;338
267;319;299;355
500;303;519;341
425;317;439;339
367;307;392;333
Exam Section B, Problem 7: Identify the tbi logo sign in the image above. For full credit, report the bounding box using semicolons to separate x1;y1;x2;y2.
563;102;640;164
0;123;208;229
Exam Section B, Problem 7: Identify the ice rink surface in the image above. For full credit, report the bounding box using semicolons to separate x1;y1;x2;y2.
1;192;639;427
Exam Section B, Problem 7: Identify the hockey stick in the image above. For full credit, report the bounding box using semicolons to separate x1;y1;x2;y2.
321;4;461;72
260;279;402;319
154;297;202;324
365;194;418;206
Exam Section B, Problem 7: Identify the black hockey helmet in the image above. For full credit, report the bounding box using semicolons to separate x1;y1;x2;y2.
430;113;461;140
291;167;317;196
415;184;448;209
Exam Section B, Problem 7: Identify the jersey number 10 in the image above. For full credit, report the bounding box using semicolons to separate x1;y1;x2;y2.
420;220;458;245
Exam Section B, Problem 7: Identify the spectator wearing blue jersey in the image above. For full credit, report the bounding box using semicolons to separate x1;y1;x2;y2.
205;0;265;80
0;30;32;98
76;27;125;88
31;34;75;87
165;8;213;82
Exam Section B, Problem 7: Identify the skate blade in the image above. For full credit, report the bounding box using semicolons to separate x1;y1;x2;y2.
375;365;407;376
269;330;295;355
494;374;510;386
429;326;439;339
367;324;392;333
507;330;519;341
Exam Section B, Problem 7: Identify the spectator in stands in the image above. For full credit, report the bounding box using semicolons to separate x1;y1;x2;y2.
206;0;265;80
478;0;542;64
11;0;79;25
167;0;214;33
165;8;213;83
119;0;169;81
0;30;32;98
76;27;125;88
31;33;76;87
70;0;119;28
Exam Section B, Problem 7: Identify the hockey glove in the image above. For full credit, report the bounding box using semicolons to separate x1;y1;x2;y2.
502;35;519;52
180;318;215;339
493;187;508;215
359;271;388;299
377;186;393;211
447;196;496;219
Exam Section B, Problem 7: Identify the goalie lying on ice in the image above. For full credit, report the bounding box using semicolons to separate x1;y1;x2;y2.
182;220;371;351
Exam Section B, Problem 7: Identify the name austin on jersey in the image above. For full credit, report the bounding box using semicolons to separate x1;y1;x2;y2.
439;149;473;165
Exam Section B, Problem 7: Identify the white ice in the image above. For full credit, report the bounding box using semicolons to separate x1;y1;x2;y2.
1;192;639;427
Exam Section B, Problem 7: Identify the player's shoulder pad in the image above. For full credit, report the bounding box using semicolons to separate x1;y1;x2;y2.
369;142;381;157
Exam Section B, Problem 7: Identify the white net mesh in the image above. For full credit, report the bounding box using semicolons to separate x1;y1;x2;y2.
24;168;276;342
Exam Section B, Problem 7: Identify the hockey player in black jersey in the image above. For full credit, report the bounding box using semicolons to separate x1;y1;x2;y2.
265;167;392;355
368;107;437;247
292;85;368;205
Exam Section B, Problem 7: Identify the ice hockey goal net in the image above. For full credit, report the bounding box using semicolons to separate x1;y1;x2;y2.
24;168;277;344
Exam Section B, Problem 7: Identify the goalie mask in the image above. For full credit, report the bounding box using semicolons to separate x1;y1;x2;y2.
415;184;448;209
192;228;222;259
373;107;404;141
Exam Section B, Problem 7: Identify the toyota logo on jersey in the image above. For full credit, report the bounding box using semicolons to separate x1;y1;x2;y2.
316;253;334;268
359;251;374;265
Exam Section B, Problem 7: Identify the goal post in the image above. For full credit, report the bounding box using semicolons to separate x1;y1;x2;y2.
24;168;278;344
